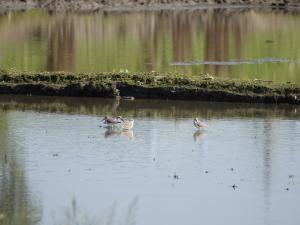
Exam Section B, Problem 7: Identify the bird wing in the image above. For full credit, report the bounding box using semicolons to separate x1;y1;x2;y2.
106;117;116;123
198;121;208;128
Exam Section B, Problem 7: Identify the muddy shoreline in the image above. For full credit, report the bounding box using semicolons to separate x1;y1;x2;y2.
0;70;299;105
1;0;300;12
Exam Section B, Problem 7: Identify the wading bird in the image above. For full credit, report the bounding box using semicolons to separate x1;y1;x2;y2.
101;116;123;125
193;117;208;129
122;118;134;130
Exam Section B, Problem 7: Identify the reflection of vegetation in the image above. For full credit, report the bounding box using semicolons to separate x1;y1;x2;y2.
0;9;300;82
55;197;138;225
0;10;48;71
0;109;41;225
47;14;75;71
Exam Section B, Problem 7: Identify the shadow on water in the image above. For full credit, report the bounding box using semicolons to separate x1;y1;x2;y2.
54;197;138;225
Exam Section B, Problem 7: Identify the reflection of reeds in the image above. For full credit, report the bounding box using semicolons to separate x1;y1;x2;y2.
0;95;299;120
47;14;76;71
54;197;138;225
0;9;300;82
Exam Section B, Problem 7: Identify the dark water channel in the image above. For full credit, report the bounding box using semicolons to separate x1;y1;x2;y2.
0;95;300;225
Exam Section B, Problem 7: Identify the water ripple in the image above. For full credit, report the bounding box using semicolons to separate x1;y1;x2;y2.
171;58;291;66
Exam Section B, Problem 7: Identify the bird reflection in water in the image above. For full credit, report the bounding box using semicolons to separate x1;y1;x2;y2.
193;130;207;142
100;116;123;127
104;127;134;140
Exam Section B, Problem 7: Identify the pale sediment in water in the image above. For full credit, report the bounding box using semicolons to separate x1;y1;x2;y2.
0;70;300;104
0;0;300;12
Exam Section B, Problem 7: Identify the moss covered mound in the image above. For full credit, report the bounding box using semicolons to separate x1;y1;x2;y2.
0;70;299;104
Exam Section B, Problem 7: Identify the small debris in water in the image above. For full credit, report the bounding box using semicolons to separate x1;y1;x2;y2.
286;188;290;191
230;168;234;171
153;157;156;161
232;184;238;190
4;154;7;164
87;168;92;171
52;153;59;157
173;173;179;179
205;171;209;174
265;40;274;43
289;175;294;179
68;169;71;172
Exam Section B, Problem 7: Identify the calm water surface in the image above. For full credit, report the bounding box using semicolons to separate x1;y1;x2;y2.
0;9;300;82
0;95;300;225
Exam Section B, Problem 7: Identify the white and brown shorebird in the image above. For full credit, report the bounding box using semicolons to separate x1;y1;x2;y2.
122;118;134;130
101;116;124;125
193;117;208;129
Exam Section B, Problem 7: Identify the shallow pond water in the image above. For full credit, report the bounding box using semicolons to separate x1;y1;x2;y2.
0;95;300;225
0;9;300;83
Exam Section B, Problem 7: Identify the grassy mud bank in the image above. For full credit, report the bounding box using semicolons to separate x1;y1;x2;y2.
0;70;300;104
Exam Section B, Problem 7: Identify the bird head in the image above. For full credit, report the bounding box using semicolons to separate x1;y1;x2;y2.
101;116;108;122
116;116;124;122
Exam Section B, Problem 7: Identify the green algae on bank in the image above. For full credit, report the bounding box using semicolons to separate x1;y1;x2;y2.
0;70;299;104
